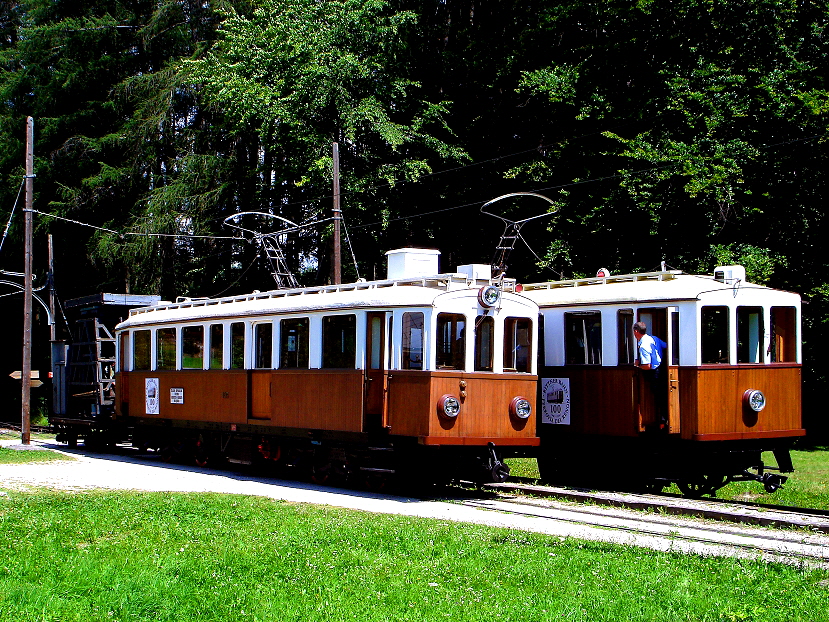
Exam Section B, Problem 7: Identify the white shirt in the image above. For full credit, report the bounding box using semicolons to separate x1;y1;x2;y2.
637;333;664;369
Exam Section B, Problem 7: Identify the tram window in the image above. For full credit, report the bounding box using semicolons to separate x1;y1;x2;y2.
182;326;204;369
322;314;356;368
280;318;309;369
617;309;635;365
504;317;532;372
701;306;729;364
671;311;680;366
737;307;763;363
436;313;466;370
209;324;223;369
156;328;176;370
388;316;394;368
230;322;245;369
254;323;273;369
770;306;797;362
474;315;494;371
402;312;424;370
133;330;150;370
565;312;602;365
119;333;129;372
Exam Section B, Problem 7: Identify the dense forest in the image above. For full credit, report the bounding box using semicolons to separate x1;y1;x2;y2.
0;1;827;434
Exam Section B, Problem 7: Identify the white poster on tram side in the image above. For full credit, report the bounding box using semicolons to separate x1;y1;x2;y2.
145;377;159;415
541;377;570;425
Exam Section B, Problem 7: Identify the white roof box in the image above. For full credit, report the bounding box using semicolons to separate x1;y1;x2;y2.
714;265;747;284
456;264;492;281
386;248;441;280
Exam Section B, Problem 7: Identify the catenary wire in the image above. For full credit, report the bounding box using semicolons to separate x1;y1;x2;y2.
0;178;26;255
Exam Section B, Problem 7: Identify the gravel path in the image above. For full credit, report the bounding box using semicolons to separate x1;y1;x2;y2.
2;439;826;567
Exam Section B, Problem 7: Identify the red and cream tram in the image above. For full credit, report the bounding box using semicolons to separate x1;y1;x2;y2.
113;249;539;484
523;265;804;495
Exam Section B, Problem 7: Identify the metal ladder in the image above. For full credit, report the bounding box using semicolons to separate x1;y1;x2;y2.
68;318;116;409
260;236;299;289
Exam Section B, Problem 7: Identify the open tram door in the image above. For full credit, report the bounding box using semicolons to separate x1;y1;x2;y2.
636;307;680;434
364;312;389;432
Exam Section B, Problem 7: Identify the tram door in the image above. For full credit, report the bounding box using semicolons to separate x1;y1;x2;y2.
364;312;387;431
637;308;677;432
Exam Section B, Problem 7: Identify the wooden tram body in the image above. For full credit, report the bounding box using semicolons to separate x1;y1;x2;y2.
112;249;539;483
523;266;804;494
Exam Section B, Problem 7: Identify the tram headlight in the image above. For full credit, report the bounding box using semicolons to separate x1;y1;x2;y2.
742;389;766;413
437;394;462;419
478;285;501;308
509;396;532;420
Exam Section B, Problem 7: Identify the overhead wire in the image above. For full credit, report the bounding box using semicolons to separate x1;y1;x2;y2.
0;178;26;255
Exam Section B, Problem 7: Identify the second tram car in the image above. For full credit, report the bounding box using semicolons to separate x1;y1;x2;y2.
112;249;539;484
523;265;804;495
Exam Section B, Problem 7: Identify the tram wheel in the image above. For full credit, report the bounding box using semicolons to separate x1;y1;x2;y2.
677;474;727;498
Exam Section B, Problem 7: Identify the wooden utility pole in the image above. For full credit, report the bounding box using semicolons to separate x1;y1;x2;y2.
48;234;56;342
21;116;33;445
332;142;342;285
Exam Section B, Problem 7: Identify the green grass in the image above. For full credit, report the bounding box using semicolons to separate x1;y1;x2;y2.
0;447;73;464
0;428;56;442
506;447;829;510
0;491;826;622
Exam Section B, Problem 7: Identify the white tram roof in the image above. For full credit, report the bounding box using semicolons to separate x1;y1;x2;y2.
521;270;800;307
117;273;527;330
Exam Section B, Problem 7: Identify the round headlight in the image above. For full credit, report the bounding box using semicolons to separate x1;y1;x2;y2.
478;285;501;308
743;389;766;413
509;396;532;420
437;394;461;419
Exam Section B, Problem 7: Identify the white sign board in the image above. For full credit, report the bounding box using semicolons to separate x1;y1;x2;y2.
145;378;159;415
541;377;570;425
170;387;184;404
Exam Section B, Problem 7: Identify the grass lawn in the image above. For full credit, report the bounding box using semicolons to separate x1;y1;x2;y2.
0;447;73;464
505;446;829;510
0;491;826;622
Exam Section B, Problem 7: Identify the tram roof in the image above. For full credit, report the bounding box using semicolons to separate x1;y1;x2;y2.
521;271;800;306
117;273;526;329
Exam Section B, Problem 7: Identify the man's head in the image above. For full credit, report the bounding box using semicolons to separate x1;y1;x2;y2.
633;321;648;338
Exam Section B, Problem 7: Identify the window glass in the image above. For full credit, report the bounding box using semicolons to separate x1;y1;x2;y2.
565;312;602;365
369;316;383;369
119;332;129;372
701;306;729;364
617;309;634;365
402;312;424;370
504;317;532;372
182;326;204;369
770;306;797;362
280;318;309;369
670;311;680;366
230;322;245;369
436;313;466;370
388;316;394;369
322;314;356;368
209;324;224;369
133;330;150;370
254;323;273;369
474;316;494;371
737;307;763;363
156;328;176;370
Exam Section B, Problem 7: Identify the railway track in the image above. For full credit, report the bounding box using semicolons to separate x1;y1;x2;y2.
456;494;829;568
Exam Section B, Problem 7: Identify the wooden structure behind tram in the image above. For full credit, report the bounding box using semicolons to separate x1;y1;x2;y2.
523;265;804;495
112;249;539;484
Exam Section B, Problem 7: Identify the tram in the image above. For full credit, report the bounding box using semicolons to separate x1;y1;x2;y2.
111;249;539;484
523;265;804;495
